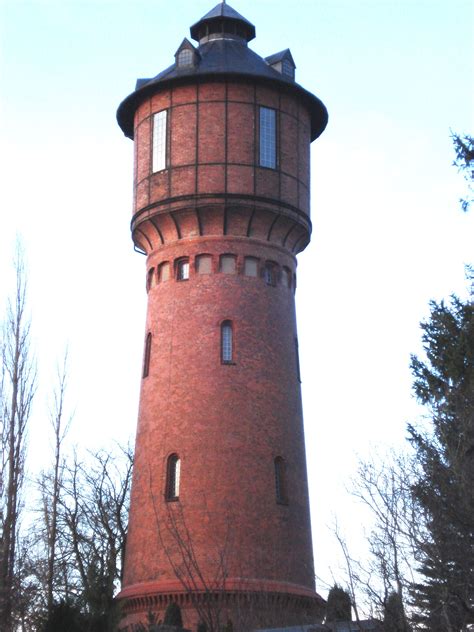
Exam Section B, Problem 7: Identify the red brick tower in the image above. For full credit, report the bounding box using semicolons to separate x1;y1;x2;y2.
117;3;327;630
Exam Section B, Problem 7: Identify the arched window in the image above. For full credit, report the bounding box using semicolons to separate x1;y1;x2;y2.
274;457;287;504
166;454;181;501
177;259;190;281
221;320;233;364
158;261;170;282
146;268;155;292
196;254;212;275
143;332;152;378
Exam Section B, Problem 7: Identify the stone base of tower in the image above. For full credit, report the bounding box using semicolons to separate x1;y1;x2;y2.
117;579;325;631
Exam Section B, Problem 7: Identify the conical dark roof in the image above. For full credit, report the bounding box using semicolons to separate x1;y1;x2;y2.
190;2;256;42
117;3;328;141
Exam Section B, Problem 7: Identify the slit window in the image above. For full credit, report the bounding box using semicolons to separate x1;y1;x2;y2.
259;107;277;169
295;337;301;382
274;457;287;504
244;257;258;277
221;320;233;363
152;110;167;173
177;259;190;281
166;454;181;501
143;332;152;378
220;255;236;274
196;254;212;275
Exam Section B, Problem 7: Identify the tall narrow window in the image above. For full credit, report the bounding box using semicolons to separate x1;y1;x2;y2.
259;107;276;169
166;454;181;501
221;320;233;364
152;110;167;172
177;259;190;281
294;337;301;382
143;332;152;378
274;457;287;504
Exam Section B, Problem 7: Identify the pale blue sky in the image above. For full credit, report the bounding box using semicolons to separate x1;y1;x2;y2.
1;0;473;605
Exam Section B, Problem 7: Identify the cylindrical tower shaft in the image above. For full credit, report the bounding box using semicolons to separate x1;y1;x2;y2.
117;4;327;630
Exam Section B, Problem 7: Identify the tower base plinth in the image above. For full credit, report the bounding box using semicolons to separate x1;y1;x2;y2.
118;579;325;631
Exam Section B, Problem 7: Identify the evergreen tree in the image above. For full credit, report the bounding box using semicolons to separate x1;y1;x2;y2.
408;290;474;630
325;584;352;622
383;591;410;632
163;601;183;627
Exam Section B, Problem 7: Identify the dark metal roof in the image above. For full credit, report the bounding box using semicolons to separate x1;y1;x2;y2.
265;48;295;67
117;5;328;142
195;2;254;26
190;2;256;42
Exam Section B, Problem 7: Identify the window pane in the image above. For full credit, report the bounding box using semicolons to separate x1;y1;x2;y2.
152;110;167;172
244;257;258;277
196;255;212;274
177;260;189;280
221;321;233;363
259;107;276;169
178;48;193;66
166;454;180;500
220;255;236;274
264;263;277;286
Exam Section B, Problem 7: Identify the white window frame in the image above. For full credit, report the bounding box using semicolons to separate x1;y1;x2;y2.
221;321;233;364
152;110;167;173
259;106;277;169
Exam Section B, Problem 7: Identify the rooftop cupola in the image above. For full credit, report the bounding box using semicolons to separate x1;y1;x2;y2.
190;1;256;45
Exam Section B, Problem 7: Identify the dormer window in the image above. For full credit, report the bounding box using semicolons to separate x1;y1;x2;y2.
175;38;198;69
178;48;193;67
281;58;295;80
265;49;296;82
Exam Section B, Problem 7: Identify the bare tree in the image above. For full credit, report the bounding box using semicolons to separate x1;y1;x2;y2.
154;500;231;632
0;247;36;631
43;351;72;617
56;445;133;629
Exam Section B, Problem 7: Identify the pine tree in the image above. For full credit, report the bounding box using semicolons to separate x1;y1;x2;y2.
383;591;410;632
325;584;352;622
163;602;183;627
408;290;474;630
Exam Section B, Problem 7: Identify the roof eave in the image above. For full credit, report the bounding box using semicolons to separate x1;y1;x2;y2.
117;73;328;141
